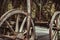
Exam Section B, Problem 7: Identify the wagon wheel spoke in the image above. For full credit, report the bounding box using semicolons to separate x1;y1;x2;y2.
5;21;15;33
15;14;19;32
19;17;27;32
31;19;35;39
52;30;58;40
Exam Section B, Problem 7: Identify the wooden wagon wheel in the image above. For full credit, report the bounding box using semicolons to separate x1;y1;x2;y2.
49;11;60;40
0;9;35;40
